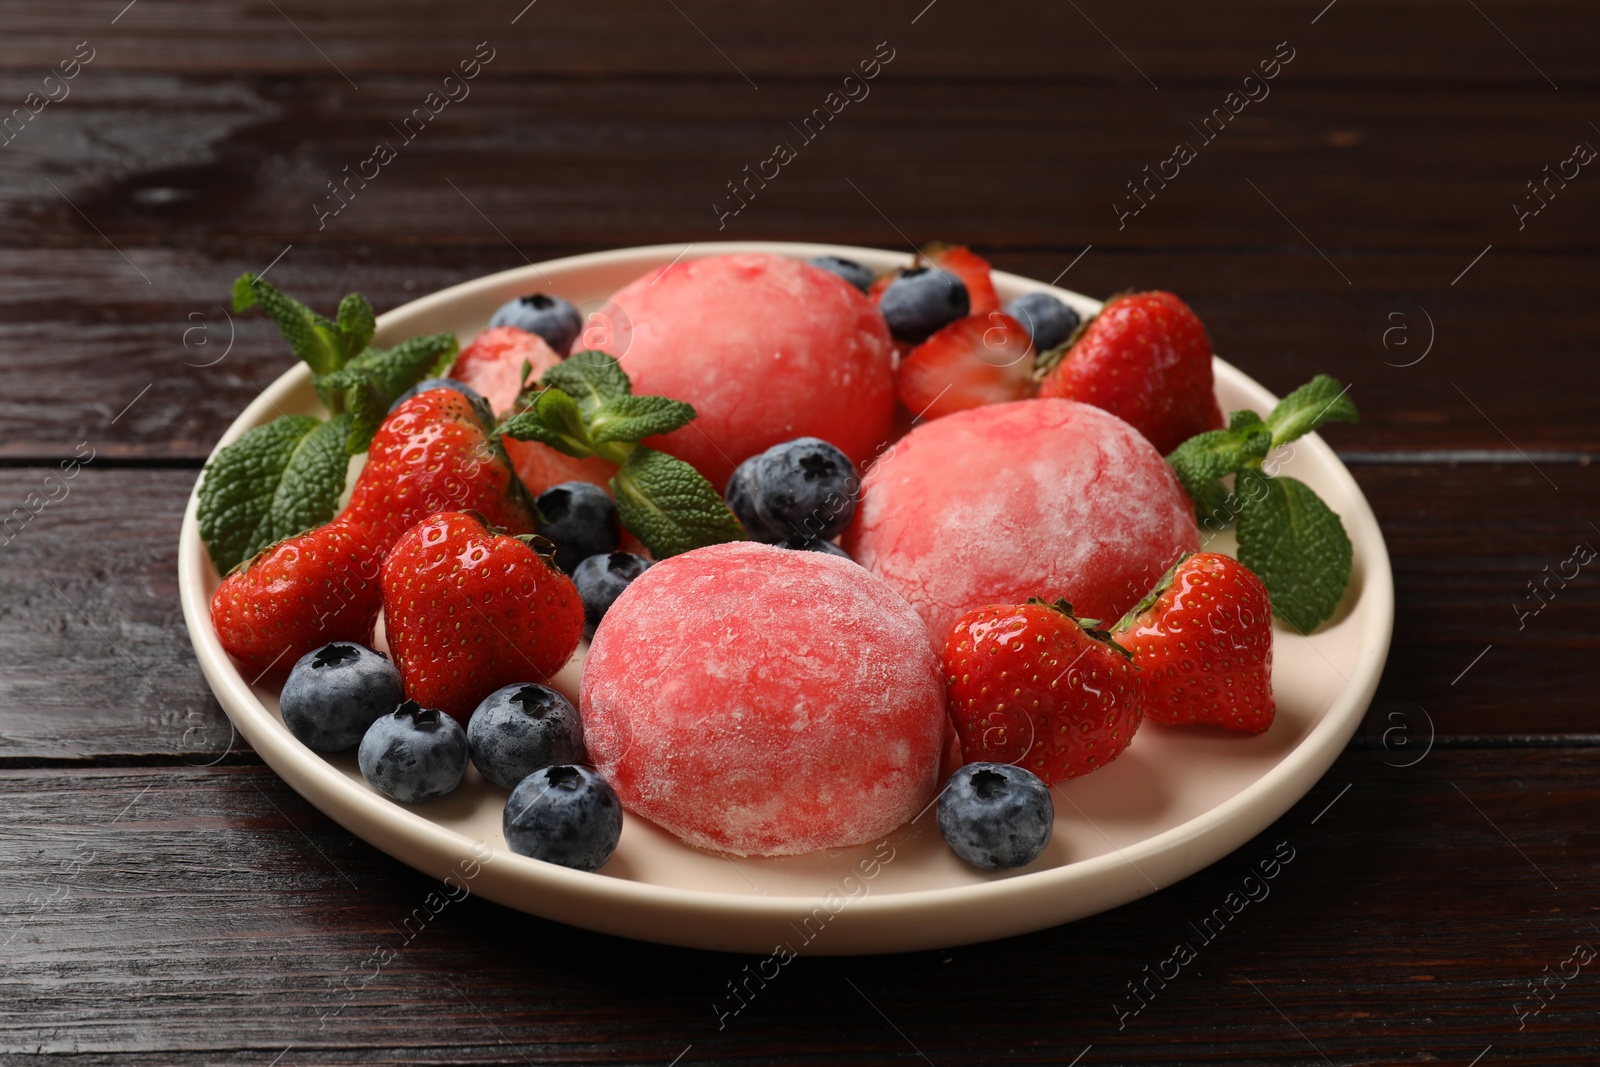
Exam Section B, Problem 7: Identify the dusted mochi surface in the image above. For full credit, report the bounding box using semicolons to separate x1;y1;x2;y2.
593;253;896;491
580;541;945;857
844;398;1200;646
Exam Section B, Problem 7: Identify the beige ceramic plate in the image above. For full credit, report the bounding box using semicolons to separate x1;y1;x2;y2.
178;242;1393;955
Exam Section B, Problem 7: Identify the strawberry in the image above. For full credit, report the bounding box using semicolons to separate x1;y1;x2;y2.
342;388;537;555
380;511;584;722
896;312;1036;420
869;245;999;365
450;325;563;418
209;518;383;681
944;598;1141;785
450;325;621;496
923;243;1000;315
1038;290;1224;455
504;439;618;499
1114;553;1275;733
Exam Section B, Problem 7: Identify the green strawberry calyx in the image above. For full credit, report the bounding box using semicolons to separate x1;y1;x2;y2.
498;351;745;559
1112;552;1196;634
1164;374;1359;633
1026;597;1134;661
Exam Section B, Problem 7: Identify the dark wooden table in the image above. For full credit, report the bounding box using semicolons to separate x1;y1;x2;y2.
3;1;1597;1062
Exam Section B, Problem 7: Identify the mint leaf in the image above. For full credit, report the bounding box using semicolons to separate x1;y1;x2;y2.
341;376;388;456
232;274;354;376
1171;428;1254;502
1193;478;1237;533
198;413;353;572
589;395;697;445
1229;409;1266;431
317;333;460;451
1235;470;1353;632
541;351;632;416
336;293;376;356
610;447;745;558
500;388;594;458
1266;374;1358;447
1167;427;1267;501
333;334;458;400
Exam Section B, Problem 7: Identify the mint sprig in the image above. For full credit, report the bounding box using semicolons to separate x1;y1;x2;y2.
1166;373;1358;632
318;332;459;452
232;273;365;377
500;351;743;558
198;277;458;571
198;414;352;572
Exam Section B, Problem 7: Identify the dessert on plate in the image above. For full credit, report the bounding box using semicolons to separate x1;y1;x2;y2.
199;245;1358;871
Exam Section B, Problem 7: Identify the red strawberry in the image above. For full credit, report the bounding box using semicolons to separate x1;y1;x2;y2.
450;325;563;418
923;244;1000;315
869;246;999;364
896;312;1036;421
1038;291;1224;454
1114;553;1275;733
210;518;383;681
342;388;537;555
944;598;1142;785
380;511;583;722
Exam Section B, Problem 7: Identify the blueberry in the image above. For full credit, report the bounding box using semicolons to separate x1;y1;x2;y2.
503;765;623;872
1005;292;1080;353
879;266;969;344
281;643;404;752
488;293;583;354
724;456;785;543
777;537;852;560
467;684;585;790
536;482;620;573
936;762;1054;870
388;377;489;415
750;437;860;544
808;255;875;293
358;701;470;804
573;552;651;638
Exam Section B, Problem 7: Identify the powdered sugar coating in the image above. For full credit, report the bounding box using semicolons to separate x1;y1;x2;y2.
595;253;896;491
580;541;945;857
843;398;1200;645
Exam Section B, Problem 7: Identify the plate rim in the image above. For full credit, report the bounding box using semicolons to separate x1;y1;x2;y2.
178;240;1394;950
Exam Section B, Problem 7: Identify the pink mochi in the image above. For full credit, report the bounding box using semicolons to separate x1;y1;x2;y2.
843;398;1200;645
579;541;945;857
593;253;896;491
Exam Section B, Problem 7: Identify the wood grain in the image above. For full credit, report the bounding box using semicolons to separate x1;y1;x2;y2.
2;1;1597;1061
0;0;1596;85
0;462;1593;762
0;750;1593;1062
5;76;1598;253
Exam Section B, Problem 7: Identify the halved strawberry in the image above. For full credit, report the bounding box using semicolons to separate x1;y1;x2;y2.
504;437;618;499
895;312;1036;421
449;326;563;417
923;244;1000;315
